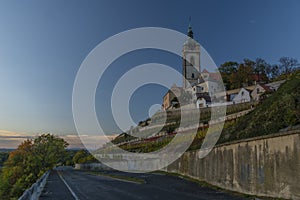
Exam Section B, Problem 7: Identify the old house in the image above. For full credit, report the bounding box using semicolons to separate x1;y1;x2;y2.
265;80;286;91
226;85;255;104
162;84;182;110
232;88;252;104
251;84;272;101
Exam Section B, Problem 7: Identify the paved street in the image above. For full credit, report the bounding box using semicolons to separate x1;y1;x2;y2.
39;167;247;200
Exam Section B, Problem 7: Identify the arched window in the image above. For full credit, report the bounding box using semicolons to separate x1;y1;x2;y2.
191;73;195;78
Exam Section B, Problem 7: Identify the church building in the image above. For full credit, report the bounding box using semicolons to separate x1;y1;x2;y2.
182;22;201;89
162;20;221;110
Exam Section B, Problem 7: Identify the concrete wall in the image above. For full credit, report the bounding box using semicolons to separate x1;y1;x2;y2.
75;163;111;171
165;130;300;199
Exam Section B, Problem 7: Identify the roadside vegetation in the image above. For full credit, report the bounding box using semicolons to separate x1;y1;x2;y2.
0;134;68;200
0;151;9;167
72;149;98;164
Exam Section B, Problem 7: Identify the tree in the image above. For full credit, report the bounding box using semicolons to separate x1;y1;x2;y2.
72;149;97;164
33;134;68;171
279;57;299;75
219;61;238;74
231;61;254;88
0;151;9;166
0;134;68;199
61;150;77;166
254;58;269;83
266;64;280;80
219;61;238;89
73;149;89;164
0;139;34;198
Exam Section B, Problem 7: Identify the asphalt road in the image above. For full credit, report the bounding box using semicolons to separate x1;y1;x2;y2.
39;167;247;200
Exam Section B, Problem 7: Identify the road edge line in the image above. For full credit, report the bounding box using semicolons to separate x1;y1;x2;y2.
57;170;80;200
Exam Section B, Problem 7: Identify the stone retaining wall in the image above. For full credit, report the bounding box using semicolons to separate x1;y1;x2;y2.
166;131;300;199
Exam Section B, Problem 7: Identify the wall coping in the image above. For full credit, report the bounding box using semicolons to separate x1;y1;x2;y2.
214;128;300;149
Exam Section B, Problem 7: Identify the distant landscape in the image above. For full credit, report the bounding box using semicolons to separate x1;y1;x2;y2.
1;55;299;199
0;1;299;200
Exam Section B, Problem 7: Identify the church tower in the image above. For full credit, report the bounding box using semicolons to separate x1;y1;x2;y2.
182;19;201;89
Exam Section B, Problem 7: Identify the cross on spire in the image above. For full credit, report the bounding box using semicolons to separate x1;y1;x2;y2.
188;16;193;38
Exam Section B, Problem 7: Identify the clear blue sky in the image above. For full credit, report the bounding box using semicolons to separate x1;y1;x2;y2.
0;0;299;147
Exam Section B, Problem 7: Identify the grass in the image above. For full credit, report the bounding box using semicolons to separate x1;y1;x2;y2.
85;171;145;184
98;71;300;154
218;70;300;144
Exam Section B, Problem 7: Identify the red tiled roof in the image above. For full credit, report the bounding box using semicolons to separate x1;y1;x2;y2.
202;69;209;73
251;74;268;82
209;73;222;81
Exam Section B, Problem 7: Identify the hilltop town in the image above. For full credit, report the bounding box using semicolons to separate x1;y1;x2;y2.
104;24;298;153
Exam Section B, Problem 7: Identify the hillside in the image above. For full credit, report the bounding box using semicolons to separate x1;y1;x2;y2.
104;71;300;153
218;70;300;144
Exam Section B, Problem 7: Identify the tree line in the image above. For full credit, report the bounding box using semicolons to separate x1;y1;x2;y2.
0;133;98;199
0;152;9;167
218;57;300;90
0;134;69;199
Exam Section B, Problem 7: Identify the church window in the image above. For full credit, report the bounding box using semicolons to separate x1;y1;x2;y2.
191;73;195;78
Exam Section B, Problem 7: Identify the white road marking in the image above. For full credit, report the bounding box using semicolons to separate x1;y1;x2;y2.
57;170;80;200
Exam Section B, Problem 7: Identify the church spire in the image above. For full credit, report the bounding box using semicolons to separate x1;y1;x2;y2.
188;16;193;38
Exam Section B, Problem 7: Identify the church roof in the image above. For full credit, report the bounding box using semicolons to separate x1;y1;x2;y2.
200;69;222;82
202;69;209;73
209;73;222;81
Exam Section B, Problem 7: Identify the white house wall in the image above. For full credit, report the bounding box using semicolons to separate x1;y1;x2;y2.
232;88;251;104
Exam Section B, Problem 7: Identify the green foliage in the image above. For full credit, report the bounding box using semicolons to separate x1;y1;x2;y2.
34;134;68;169
0;151;9;166
0;134;68;199
111;133;137;144
219;61;238;90
218;70;300;143
61;149;77;166
104;102;255;153
73;149;98;164
73;149;88;164
219;57;299;90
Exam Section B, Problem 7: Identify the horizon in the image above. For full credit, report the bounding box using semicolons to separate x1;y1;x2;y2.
1;0;300;149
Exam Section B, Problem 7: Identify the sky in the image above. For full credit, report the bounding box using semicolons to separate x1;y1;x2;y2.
0;0;299;148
